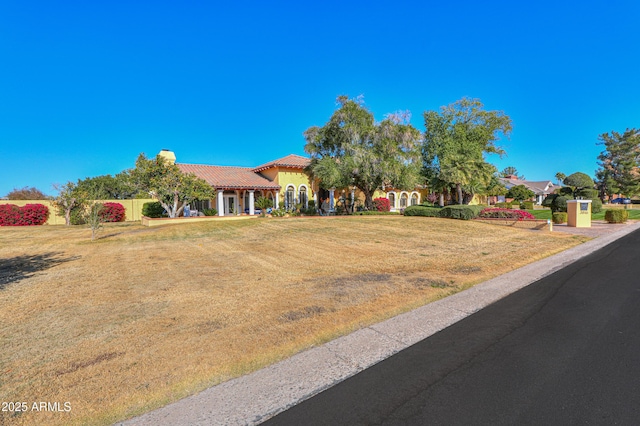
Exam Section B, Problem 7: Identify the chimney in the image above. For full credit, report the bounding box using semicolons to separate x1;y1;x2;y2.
158;149;176;164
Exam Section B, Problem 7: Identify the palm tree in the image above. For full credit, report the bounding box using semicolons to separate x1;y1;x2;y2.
555;172;566;185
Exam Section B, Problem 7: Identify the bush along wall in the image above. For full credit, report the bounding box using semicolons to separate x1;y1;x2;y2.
142;202;166;218
373;197;391;212
0;203;50;226
99;202;126;222
605;209;628;223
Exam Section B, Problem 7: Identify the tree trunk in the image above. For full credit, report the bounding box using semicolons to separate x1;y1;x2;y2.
439;193;444;207
363;189;374;210
456;183;463;205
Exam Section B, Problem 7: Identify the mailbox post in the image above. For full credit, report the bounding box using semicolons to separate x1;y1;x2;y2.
567;200;592;228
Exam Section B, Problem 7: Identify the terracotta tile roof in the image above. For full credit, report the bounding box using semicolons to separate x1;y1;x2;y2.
252;154;311;172
177;163;281;190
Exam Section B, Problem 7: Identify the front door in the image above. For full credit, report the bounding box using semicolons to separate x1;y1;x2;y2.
224;195;237;215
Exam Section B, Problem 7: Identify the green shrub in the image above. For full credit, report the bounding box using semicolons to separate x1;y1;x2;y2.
438;205;484;220
420;201;435;207
591;198;602;214
403;206;441;217
142;202;166;218
520;201;534;210
202;208;218;216
271;208;286;217
307;200;316;209
552;212;567;224
605;209;628;223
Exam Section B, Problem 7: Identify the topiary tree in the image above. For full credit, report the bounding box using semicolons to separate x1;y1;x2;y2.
563;172;596;198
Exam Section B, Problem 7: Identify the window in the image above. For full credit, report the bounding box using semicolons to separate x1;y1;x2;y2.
286;186;295;210
388;193;396;209
400;193;408;208
411;193;419;206
299;186;308;207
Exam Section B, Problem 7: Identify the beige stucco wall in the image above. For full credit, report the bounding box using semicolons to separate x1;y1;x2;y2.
0;199;155;225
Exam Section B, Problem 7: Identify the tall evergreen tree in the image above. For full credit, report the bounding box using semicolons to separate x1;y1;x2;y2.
596;129;640;197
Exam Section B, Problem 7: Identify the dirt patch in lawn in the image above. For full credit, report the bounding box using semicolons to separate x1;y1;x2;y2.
0;217;589;425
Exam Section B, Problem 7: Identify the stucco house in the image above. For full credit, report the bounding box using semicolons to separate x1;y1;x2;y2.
159;150;426;216
499;175;557;204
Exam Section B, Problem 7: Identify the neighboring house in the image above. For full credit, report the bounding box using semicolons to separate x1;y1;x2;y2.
161;150;426;216
499;175;557;205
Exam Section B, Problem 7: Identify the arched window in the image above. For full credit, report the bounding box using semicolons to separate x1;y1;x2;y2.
286;186;295;210
299;186;308;208
388;193;396;209
411;193;419;206
400;193;408;208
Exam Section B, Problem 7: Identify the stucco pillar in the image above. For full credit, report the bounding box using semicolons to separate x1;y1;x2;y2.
275;190;280;210
329;188;335;210
248;190;255;215
217;189;224;216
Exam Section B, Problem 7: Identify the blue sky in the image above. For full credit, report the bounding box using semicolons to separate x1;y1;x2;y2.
1;1;639;196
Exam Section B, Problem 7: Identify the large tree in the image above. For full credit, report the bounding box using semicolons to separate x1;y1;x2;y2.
131;153;215;218
304;96;422;210
76;172;138;200
596;128;640;198
423;97;512;205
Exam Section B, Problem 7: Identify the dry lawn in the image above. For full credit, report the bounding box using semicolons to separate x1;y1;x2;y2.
0;216;589;425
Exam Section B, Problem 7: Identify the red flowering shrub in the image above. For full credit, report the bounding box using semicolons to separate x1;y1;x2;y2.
99;202;126;222
373;197;391;212
479;208;535;221
0;204;50;226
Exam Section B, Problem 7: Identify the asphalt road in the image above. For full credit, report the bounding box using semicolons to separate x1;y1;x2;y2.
263;228;640;425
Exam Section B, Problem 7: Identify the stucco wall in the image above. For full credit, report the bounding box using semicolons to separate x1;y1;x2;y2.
0;199;155;225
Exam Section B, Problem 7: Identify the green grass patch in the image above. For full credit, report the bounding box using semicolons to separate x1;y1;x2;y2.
526;208;640;221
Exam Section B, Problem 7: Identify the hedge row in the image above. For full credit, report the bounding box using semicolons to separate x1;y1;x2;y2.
403;206;442;217
403;205;485;220
0;204;50;226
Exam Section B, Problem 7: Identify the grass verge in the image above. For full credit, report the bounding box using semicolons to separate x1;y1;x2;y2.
0;217;589;425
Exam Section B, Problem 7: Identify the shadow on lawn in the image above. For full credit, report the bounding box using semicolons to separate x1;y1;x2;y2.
0;252;80;289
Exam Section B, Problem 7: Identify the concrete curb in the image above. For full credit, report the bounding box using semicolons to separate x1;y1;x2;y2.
119;221;640;426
